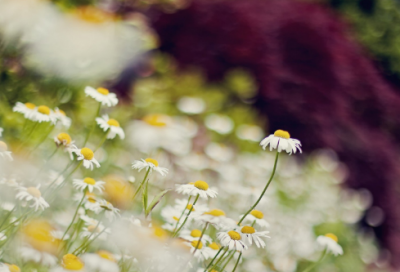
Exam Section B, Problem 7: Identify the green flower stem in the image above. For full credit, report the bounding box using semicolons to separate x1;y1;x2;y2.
172;194;200;238
48;161;83;199
74;217;106;255
237;152;279;226
33;147;59;181
27;124;55;157
204;247;225;271
172;196;192;234
132;168;151;201
16;122;39;152
220;251;235;272
232;252;242;272
65;219;84;253
208;247;228;271
0;206;16;230
193;222;209;254
43;160;74;195
302;248;327;272
61;192;86;242
83;102;101;146
94;129;109;152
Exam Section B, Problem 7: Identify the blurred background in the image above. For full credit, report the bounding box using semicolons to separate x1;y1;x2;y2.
2;0;400;271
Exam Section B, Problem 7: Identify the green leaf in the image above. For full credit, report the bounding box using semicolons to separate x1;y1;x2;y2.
145;189;171;217
142;180;149;212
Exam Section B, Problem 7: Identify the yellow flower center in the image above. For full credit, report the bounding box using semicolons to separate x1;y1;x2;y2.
62;254;84;270
107;119;120;127
228;230;241;240
173;216;179;221
190;229;202;238
186;204;195;211
250;210;264;219
153;226;167;240
208;242;220;250
241;226;255;234
83;178;96;185
194;180;209;191
58;109;66;116
0;141;8;152
97;250;116;262
6;264;21;272
274;129;290;139
80;147;94;160
191;240;203;249
27;187;41;198
57;133;72;145
38;105;51;115
143;114;167;127
87;225;99;233
25;102;36;109
325;233;338;243
204;209;225;217
86;192;96;203
97;87;109;95
145;158;159;167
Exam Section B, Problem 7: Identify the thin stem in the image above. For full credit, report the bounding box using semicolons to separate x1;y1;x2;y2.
302;248;327;272
32;147;59;181
49;161;83;198
220;251;235;272
132;168;151;201
61;193;86;242
94;130;109;152
43;160;74;195
238;152;279;226
27;124;54;156
231;252;242;272
74;218;106;255
205;247;224;271
193;222;208;255
0;206;16;229
172;196;192;234
208;248;228;272
83;102;101;146
173;194;200;237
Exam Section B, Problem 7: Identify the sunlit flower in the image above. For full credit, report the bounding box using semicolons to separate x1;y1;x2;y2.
180;229;212;244
240;210;270;228
13;102;37;120
50;254;85;272
184;240;210;262
54;108;71;128
260;129;302;155
73;147;100;170
81;251;119;272
0;141;13;161
96;115;125;139
54;133;77;160
217;230;248;252
98;199;120;221
73;177;105;193
85;86;118;107
175;181;218;199
316;233;343;256
31;105;57;124
132;158;168;176
16;185;49;211
79;192;101;212
203;242;221;259
239;226;270;248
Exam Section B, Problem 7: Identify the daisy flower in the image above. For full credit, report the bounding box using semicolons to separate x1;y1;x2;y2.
98;199;120;220
260;129;302;155
54;108;71;128
50;254;85;272
239;226;270;248
316;233;343;256
31;105;57;124
132;158;168;176
175;181;218;199
73;147;100;170
13;102;37;120
217;230;248;252
184;240;210;262
0;263;21;272
95;115;125;139
54;133;77;160
73;177;105;193
0;141;13;161
240;210;270;228
19;246;58;267
195;209;236;230
203;242;221;259
180;229;212;244
16;185;49;211
81;222;109;240
85;86;118;107
81;251;119;272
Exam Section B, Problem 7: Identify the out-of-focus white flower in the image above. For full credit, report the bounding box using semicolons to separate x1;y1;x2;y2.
54;132;77;160
205;114;234;135
54;108;71;128
16;185;49;211
73;177;105;193
177;97;205;114
81;222;109;241
260;130;302;155
98;199;120;221
13;102;37;120
239;226;270;248
203;242;221;259
0;141;13;161
236;124;264;142
217;230;248;252
73;147;100;170
316;233;343;256
50;254;85;272
81;251;119;272
184;240;210;262
0;263;20;272
175;181;217;199
0;178;18;187
195;209;236;230
96;115;125;139
180;229;212;244
85;86;118;107
240;210;270;228
132;158;168;176
31;105;57;124
204;143;234;162
19;246;58;267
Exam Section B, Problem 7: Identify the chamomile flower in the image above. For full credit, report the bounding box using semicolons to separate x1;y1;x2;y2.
81;222;109;240
85;86;118;107
239;226;270;248
0;263;20;272
203;242;221;259
260;129;302;155
54;133;77;160
132;158;168;176
316;233;343;256
73;177;105;193
217;230;248;252
185;240;209;262
54;108;71;128
0;141;13;161
13;102;37;120
240;210;270;228
81;251;119;272
195;209;236;230
98;199;120;220
175;181;218;199
32;105;57;124
180;229;212;244
73;147;100;170
16;185;49;211
75;192;101;212
95;115;125;139
19;246;58;267
51;254;85;272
